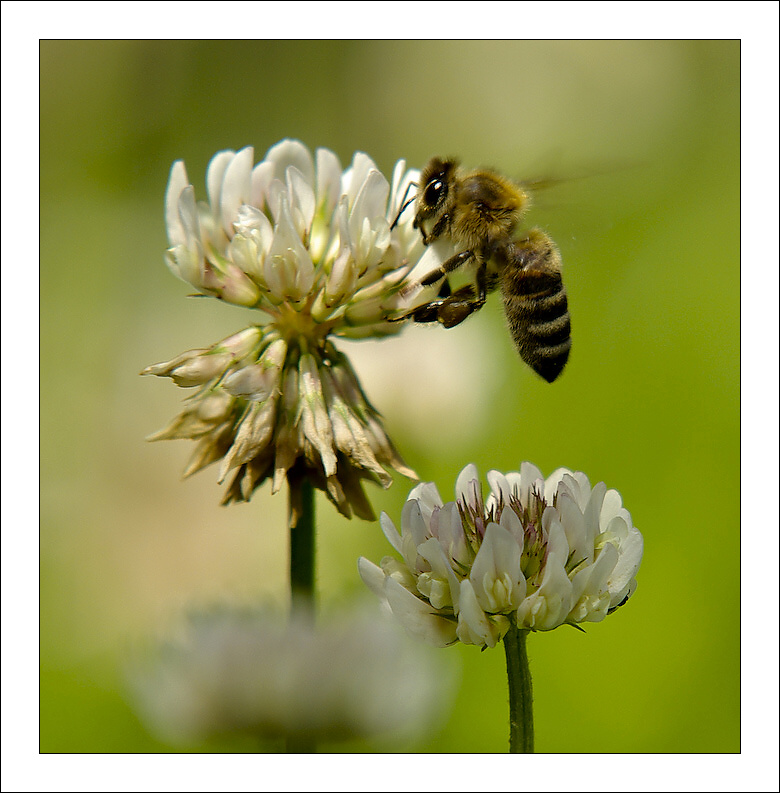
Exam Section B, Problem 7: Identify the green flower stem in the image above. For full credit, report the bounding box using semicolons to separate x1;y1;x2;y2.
286;477;316;753
290;477;316;611
503;624;534;753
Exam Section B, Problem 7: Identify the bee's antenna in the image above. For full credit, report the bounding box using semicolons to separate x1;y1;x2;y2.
390;181;417;230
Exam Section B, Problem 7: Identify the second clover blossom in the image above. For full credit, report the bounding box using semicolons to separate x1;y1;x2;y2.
127;605;455;748
143;140;425;523
359;463;643;649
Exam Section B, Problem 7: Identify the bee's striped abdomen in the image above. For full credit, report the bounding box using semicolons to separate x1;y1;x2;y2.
500;233;571;383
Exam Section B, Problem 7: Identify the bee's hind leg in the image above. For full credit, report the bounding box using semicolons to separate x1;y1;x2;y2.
407;262;490;329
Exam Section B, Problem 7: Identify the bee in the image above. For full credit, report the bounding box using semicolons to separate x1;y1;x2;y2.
393;157;571;383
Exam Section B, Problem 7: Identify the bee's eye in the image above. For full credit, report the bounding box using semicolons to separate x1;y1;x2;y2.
424;178;446;207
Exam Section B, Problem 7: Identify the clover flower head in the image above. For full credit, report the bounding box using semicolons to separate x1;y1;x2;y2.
127;605;454;747
143;140;425;522
359;463;643;648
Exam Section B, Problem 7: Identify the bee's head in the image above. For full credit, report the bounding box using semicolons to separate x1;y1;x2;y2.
414;157;458;242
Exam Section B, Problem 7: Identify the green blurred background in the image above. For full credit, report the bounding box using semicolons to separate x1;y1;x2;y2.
40;40;739;753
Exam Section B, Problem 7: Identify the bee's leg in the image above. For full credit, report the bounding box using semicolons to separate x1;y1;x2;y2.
405;284;476;326
396;279;453;323
433;258;489;328
420;213;452;245
432;285;480;328
474;259;489;304
390;182;417;230
417;250;475;288
395;251;490;328
405;258;490;329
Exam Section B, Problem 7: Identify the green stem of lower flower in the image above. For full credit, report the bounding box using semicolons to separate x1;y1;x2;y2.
503;624;534;753
286;477;315;753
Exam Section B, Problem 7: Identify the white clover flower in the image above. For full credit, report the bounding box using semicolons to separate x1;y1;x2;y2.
359;463;643;649
127;605;455;747
144;140;425;521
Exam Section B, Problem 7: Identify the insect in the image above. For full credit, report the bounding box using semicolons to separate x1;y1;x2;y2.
392;157;571;383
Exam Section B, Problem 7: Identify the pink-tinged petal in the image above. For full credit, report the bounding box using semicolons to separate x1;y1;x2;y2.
212;263;261;307
455;463;481;508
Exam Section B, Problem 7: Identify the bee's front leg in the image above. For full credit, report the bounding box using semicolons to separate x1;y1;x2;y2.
418;212;452;246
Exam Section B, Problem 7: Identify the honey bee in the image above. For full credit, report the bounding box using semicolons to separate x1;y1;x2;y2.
393;157;571;382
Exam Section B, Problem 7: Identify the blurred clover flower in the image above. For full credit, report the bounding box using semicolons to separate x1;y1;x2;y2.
359;462;643;649
143;140;425;522
127;605;455;748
